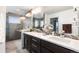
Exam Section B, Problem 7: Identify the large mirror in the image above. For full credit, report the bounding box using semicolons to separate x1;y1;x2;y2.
33;13;45;30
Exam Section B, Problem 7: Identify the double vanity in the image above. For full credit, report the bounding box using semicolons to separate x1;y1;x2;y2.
20;30;79;53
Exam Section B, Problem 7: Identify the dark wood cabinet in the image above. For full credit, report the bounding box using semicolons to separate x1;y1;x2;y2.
40;46;52;53
41;40;76;53
23;34;77;53
31;38;41;53
23;34;27;49
31;43;40;53
23;34;32;52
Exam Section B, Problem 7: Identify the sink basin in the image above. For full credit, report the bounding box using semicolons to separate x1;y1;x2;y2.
48;36;71;43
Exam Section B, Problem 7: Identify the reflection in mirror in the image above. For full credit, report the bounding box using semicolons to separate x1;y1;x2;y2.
35;20;39;27
33;13;45;30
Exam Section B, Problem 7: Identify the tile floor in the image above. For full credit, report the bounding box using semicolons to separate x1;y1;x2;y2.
6;39;29;53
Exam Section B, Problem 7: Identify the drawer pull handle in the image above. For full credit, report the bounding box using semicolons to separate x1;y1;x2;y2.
32;44;37;47
32;39;37;42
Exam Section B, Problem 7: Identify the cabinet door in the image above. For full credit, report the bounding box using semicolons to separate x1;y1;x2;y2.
31;43;40;53
23;34;27;49
24;34;32;52
26;35;32;52
41;40;76;53
40;46;52;53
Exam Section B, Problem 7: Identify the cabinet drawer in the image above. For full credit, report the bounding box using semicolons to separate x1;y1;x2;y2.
32;39;40;45
31;43;40;53
32;38;40;44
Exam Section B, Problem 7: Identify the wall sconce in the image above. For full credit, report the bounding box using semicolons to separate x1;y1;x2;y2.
25;7;42;17
25;12;32;17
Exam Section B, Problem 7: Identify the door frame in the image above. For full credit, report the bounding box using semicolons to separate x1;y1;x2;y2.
50;17;59;33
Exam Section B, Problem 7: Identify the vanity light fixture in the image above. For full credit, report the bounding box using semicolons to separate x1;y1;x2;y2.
25;12;32;17
19;16;26;20
25;7;42;17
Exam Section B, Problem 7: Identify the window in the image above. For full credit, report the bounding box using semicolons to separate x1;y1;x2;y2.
9;16;20;24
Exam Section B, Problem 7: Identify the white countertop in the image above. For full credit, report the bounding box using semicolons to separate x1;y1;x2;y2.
20;31;79;52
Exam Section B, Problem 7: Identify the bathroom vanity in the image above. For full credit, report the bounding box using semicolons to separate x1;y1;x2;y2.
20;31;79;53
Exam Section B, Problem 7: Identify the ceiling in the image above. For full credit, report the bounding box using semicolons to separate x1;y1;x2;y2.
6;6;73;16
42;6;73;14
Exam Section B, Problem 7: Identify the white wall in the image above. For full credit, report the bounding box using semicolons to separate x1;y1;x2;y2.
47;9;74;33
0;6;6;53
45;14;50;25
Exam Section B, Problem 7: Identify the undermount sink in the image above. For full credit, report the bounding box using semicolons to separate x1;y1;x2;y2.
47;36;71;43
